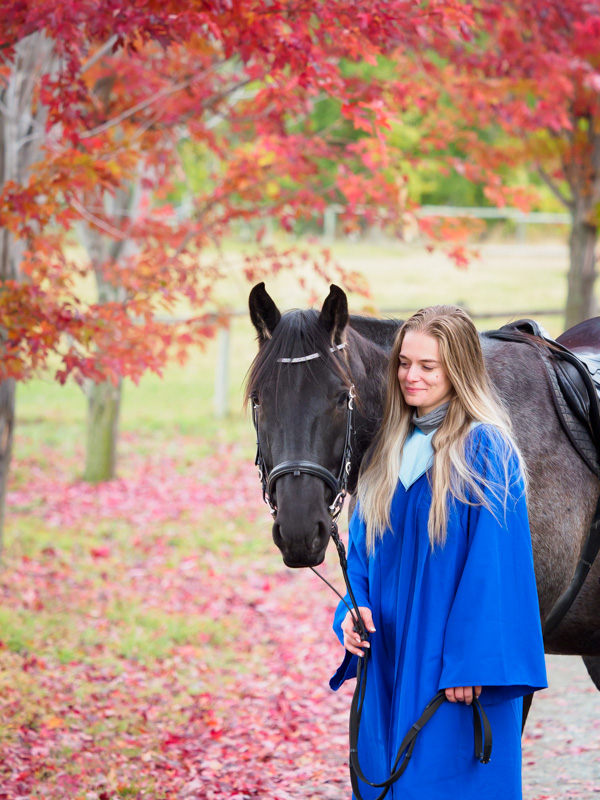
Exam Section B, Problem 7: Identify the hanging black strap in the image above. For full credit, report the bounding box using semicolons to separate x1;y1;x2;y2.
544;490;600;634
472;695;493;764
349;681;493;800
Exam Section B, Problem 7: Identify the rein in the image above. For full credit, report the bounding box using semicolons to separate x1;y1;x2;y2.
250;345;492;798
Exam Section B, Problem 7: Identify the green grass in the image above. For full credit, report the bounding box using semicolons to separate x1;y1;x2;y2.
103;605;236;660
0;607;37;653
0;558;241;662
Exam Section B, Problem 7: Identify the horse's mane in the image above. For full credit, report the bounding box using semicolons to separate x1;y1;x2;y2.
245;309;352;402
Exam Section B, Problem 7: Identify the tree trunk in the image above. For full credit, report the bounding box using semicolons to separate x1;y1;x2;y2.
0;34;55;551
565;209;598;329
84;379;122;483
0;379;15;555
77;178;143;483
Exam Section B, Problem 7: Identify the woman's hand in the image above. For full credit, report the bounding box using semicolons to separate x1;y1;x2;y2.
341;606;376;657
444;686;482;705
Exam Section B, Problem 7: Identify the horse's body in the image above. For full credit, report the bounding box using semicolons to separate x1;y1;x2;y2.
247;283;600;693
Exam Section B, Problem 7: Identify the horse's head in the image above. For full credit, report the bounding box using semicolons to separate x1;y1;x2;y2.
247;283;356;568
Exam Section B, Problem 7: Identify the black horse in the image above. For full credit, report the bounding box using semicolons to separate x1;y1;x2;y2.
247;282;600;701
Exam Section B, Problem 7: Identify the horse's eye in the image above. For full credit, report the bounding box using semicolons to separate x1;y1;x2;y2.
250;395;261;419
336;391;349;409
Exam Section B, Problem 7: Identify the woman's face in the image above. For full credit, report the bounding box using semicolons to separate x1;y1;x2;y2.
397;331;454;416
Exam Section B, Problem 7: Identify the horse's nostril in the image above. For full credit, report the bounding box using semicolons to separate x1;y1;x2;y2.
272;522;283;549
310;521;329;553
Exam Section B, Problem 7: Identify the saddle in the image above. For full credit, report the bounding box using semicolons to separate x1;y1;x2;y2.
484;317;600;635
557;316;600;434
485;318;600;476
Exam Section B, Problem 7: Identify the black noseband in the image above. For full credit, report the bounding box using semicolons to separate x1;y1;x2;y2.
267;460;340;498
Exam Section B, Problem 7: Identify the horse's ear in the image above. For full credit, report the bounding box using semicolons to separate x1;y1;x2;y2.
319;284;348;344
249;282;282;344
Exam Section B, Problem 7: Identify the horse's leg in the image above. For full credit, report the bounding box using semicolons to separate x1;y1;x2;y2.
522;693;533;734
582;655;600;689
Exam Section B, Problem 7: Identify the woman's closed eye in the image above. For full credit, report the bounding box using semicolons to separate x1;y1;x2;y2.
399;361;434;372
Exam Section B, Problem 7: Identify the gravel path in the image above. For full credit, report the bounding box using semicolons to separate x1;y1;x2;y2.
523;655;600;799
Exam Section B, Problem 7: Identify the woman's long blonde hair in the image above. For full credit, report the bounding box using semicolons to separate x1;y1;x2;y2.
357;305;525;553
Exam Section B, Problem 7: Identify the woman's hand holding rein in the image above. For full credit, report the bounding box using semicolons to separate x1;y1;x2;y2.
342;607;376;657
444;686;482;705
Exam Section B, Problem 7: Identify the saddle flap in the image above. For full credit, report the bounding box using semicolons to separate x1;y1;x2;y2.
554;360;590;422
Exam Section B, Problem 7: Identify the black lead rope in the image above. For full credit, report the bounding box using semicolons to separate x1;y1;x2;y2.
350;685;492;800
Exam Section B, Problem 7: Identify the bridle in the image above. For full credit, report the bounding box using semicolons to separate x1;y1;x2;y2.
249;341;492;800
251;343;356;525
250;343;367;626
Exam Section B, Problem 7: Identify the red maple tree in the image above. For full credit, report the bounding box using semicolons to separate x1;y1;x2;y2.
385;0;600;324
0;2;475;537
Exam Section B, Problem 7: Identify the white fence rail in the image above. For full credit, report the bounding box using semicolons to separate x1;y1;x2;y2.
156;202;572;417
322;204;570;243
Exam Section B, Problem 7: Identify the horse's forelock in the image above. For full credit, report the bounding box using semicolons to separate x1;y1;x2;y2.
245;309;352;404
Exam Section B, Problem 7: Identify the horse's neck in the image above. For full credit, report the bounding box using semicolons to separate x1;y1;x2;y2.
349;315;402;351
346;326;391;486
346;317;398;429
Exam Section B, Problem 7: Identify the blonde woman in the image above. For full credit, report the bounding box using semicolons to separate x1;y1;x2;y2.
331;306;547;800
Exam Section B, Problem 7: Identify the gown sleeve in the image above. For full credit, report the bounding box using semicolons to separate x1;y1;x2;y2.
437;425;548;704
329;503;371;691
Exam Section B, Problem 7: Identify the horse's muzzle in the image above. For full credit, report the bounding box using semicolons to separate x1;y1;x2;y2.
272;517;330;568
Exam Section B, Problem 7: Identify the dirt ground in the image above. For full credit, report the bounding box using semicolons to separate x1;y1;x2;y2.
523;654;600;799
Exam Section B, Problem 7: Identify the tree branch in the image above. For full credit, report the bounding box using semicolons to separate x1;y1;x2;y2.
15;107;48;152
79;78;193;140
80;35;118;75
156;79;254;130
70;197;126;239
79;60;228;141
108;179;144;262
536;165;573;210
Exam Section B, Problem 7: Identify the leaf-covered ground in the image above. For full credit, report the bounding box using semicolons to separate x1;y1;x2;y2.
3;435;352;799
3;434;600;799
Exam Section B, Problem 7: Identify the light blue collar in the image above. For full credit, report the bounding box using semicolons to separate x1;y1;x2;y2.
399;427;435;490
399;421;483;490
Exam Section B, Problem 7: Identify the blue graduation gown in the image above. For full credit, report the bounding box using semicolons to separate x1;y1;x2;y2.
330;424;547;800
